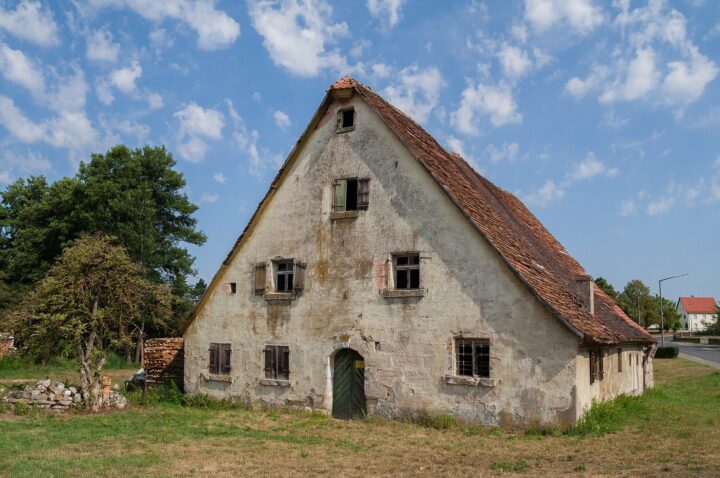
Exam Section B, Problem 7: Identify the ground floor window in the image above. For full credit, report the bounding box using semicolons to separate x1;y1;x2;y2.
209;343;231;374
264;345;289;380
589;349;604;384
455;338;490;378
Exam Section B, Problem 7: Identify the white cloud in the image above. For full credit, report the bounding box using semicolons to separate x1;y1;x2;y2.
1;149;51;176
486;142;519;163
497;44;532;79
226;98;280;178
572;2;718;111
273;110;291;130
90;0;240;50
647;196;674;215
96;80;115;105
660;48;718;106
200;192;219;203
110;60;142;95
371;63;392;79
567;152;607;181
0;95;45;142
524;0;603;35
174;102;225;162
213;172;227;183
0;43;45;96
524;180;565;207
367;0;406;28
452;82;521;134
383;66;445;123
565;65;608;99
0;0;60;47
147;92;164;109
149;28;174;53
619;199;637;216
86;29;120;62
601;48;659;102
248;0;350;77
0;170;10;184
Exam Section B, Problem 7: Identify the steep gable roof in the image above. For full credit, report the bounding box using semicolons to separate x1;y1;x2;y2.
183;76;653;345
678;297;718;314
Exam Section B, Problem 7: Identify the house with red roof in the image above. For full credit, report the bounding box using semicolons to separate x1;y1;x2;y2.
182;77;656;427
676;296;718;332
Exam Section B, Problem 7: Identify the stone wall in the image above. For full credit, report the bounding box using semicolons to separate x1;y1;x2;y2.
144;338;184;387
2;380;82;411
0;333;14;358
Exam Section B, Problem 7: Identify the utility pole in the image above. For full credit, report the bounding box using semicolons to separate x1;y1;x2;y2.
658;274;688;347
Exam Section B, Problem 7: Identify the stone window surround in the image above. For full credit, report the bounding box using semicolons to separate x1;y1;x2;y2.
336;106;356;133
381;251;428;298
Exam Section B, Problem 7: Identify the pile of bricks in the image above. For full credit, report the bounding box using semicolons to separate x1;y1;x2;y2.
0;333;14;358
144;338;184;387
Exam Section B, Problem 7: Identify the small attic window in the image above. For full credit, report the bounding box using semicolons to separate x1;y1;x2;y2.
337;107;355;132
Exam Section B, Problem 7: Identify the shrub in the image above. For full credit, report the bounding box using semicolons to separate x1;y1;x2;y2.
125;381;245;410
655;346;679;359
567;395;646;436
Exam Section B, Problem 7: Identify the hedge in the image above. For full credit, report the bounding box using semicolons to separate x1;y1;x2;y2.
655;346;679;359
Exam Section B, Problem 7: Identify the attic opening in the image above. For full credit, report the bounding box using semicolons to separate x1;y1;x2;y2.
337;107;355;132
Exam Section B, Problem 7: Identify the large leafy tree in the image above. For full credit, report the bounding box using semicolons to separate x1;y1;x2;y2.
8;235;172;410
0;146;206;333
616;279;680;329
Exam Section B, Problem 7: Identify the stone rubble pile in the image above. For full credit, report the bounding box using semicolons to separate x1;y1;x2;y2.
2;379;82;411
1;379;127;411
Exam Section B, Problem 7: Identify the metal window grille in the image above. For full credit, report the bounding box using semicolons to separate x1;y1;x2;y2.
455;339;491;378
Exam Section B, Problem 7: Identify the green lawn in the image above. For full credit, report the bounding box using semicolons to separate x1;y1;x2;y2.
0;359;718;477
0;355;137;385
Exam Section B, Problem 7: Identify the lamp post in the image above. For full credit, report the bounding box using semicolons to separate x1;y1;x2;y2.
658;273;688;347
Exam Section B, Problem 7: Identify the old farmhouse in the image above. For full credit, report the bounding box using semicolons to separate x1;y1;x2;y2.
182;77;656;428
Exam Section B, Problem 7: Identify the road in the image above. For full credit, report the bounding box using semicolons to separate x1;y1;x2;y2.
655;335;720;368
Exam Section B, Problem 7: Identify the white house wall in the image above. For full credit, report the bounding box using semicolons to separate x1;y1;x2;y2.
184;94;646;428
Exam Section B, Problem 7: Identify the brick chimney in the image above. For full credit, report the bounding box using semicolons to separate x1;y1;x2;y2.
575;275;594;315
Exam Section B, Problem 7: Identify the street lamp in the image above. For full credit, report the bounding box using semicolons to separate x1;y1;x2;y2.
658;273;688;347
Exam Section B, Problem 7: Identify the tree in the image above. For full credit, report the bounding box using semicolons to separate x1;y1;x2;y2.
594;277;618;299
617;280;652;325
7;235;172;410
0;145;205;334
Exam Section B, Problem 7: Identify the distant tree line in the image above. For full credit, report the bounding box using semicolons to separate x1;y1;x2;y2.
594;277;681;331
0;145;207;363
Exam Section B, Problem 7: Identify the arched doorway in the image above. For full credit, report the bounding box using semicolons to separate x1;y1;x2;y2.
332;348;366;419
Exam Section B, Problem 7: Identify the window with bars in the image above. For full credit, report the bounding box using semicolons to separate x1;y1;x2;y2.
455;339;490;378
394;254;420;289
209;343;231;375
333;178;369;212
264;345;290;380
617;348;623;373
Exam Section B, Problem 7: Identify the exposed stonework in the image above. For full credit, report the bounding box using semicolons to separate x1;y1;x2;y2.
182;78;654;428
144;338;184;387
1;379;127;412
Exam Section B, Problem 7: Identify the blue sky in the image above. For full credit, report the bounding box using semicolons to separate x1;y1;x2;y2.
0;0;718;302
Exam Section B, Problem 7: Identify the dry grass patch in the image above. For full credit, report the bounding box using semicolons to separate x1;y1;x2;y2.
0;359;718;477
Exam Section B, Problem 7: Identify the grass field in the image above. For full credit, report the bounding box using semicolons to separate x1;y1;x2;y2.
0;359;718;477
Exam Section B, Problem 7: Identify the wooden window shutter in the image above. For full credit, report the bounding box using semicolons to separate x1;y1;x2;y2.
209;344;219;374
254;262;266;296
264;346;274;379
280;347;290;380
589;350;596;384
357;178;369;210
221;344;232;374
293;261;306;294
333;180;346;212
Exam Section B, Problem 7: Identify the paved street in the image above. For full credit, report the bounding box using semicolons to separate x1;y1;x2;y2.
656;335;720;367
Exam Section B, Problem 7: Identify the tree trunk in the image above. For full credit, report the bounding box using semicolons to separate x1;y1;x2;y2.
125;343;132;363
77;297;105;411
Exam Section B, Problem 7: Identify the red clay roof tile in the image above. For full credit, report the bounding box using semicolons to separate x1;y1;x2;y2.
678;297;718;314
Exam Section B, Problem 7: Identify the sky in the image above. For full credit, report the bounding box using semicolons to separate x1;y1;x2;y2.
0;0;718;302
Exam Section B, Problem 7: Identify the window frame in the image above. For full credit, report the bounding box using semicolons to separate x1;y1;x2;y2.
394;253;421;290
274;260;294;292
333;177;369;212
454;338;491;379
209;343;232;375
264;345;290;381
336;106;355;133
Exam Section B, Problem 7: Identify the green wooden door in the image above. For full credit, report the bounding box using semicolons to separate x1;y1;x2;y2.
332;349;366;419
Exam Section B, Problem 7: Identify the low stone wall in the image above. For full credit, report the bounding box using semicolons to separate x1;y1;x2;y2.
1;379;127;412
0;333;15;358
144;338;184;387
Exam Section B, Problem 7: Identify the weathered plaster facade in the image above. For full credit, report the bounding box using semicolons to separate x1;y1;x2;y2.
184;84;654;428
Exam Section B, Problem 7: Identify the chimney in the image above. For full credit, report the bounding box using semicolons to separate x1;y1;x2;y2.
575;275;594;315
